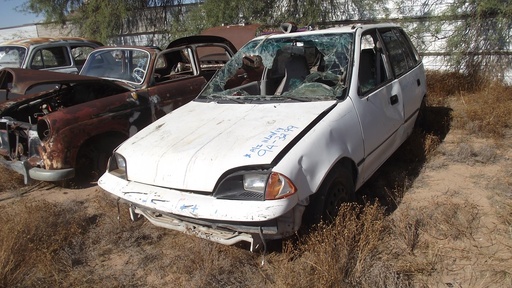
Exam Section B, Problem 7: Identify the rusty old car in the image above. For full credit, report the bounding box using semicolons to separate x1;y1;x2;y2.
0;35;237;185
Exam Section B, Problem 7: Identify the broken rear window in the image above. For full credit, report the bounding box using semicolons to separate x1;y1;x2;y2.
199;32;353;102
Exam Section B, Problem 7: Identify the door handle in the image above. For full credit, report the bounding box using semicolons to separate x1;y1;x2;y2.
390;94;399;105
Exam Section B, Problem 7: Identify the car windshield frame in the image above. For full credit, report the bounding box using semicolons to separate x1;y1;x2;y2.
80;48;151;86
0;46;27;68
198;32;354;103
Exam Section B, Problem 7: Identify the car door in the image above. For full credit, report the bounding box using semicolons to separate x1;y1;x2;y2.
146;47;207;116
350;28;405;184
379;28;425;128
147;43;235;115
29;45;77;74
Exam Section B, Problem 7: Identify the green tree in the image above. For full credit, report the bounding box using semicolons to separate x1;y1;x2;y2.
175;0;389;38
20;0;193;45
443;0;512;82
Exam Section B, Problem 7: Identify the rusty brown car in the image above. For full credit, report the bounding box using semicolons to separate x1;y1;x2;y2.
0;35;237;185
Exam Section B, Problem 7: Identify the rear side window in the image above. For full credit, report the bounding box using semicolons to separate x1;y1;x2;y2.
30;46;71;69
379;28;419;77
71;45;96;68
396;28;420;66
154;48;195;82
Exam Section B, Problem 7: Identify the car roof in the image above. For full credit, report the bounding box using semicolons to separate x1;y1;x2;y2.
251;22;401;40
165;35;237;52
91;46;160;53
0;37;103;48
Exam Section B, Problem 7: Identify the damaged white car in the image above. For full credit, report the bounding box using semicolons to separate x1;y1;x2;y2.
99;23;427;251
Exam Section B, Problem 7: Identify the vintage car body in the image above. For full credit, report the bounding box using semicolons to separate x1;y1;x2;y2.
0;37;102;73
0;35;237;184
99;23;427;251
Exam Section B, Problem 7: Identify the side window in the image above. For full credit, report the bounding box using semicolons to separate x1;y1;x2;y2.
154;48;194;82
71;45;96;68
30;47;71;69
379;28;416;77
395;29;420;67
196;45;230;70
358;30;389;95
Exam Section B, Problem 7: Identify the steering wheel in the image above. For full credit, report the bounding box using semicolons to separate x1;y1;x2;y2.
132;67;146;82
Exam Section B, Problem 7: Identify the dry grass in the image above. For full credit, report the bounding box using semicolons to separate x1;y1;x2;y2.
267;203;410;288
0;166;24;193
450;81;512;139
0;199;91;287
0;71;511;287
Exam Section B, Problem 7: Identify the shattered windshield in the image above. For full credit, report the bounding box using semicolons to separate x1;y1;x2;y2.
0;46;26;68
80;48;150;85
199;32;353;102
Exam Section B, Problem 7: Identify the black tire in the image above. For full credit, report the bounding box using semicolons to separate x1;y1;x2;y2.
305;166;355;225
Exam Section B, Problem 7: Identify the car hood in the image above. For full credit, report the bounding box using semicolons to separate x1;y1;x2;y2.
0;67;115;95
0;68;129;110
117;100;337;192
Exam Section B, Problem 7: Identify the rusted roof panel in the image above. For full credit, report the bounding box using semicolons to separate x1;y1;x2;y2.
0;37;103;48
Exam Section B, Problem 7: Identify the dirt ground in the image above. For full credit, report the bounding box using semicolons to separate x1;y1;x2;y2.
1;111;511;287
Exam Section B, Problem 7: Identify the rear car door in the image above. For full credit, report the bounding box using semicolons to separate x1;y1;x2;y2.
379;28;425;124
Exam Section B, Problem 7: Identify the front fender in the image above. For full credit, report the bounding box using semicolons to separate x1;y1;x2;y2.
273;98;364;200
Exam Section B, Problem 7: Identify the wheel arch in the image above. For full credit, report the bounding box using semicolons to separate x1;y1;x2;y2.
73;131;128;166
316;156;358;194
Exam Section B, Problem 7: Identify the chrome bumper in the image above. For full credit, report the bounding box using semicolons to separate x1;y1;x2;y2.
0;158;75;184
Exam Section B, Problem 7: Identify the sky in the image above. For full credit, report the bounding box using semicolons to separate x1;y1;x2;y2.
0;0;43;28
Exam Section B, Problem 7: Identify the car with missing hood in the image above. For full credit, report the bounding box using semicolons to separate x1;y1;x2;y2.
98;22;427;251
0;35;237;185
0;37;102;73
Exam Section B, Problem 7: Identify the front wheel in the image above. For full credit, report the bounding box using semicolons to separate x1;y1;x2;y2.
305;166;355;225
70;137;122;187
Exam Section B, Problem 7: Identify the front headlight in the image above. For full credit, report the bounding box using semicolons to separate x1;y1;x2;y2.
107;152;127;180
214;170;297;201
37;118;51;141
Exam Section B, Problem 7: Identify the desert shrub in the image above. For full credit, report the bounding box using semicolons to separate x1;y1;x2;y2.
426;70;479;105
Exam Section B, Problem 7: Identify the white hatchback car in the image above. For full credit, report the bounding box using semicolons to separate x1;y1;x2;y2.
99;23;427;251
